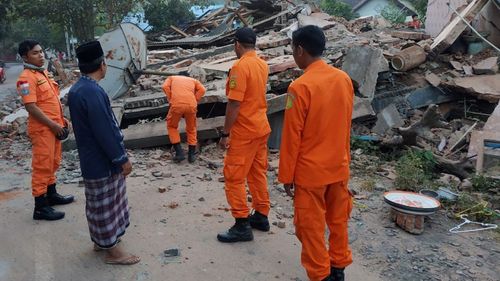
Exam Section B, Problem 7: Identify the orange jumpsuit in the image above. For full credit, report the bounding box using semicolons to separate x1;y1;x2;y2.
224;50;271;218
162;76;206;145
278;60;354;281
17;69;64;197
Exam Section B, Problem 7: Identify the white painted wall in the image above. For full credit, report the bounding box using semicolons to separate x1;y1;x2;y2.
356;0;391;17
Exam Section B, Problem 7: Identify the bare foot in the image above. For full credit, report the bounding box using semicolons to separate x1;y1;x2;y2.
104;244;140;265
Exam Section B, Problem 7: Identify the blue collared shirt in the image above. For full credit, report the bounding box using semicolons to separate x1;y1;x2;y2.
67;76;128;179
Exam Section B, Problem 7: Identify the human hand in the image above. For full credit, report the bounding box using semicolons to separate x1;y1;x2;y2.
218;137;229;150
50;122;65;138
121;160;132;177
284;183;295;197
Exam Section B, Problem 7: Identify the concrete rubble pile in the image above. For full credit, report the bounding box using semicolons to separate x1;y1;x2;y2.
1;0;499;179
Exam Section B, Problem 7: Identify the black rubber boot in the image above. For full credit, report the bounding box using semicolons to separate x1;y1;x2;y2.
217;218;254;243
172;143;186;163
46;183;74;206
33;195;65;221
330;267;345;281
188;145;197;163
248;211;270;232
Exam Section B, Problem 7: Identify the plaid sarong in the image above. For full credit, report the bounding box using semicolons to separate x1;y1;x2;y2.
84;173;130;249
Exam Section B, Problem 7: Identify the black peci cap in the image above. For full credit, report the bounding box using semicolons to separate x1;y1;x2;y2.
76;41;104;64
234;27;257;45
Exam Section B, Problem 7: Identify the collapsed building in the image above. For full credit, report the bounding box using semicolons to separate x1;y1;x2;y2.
1;0;499;179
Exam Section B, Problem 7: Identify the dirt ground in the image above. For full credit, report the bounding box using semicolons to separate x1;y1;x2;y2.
1;64;499;281
0;147;382;281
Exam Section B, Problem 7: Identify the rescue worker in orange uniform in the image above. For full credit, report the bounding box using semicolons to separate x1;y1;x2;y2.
278;26;354;281
217;27;271;243
162;74;206;163
16;39;74;221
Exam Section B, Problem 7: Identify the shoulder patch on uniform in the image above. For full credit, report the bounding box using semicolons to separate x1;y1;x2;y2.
285;93;295;110
229;77;237;89
17;81;30;96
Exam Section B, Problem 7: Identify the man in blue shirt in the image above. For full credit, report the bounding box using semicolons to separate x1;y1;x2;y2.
67;41;139;265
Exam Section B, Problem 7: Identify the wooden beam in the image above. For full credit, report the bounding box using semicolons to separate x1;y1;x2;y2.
170;25;189;37
236;12;249;26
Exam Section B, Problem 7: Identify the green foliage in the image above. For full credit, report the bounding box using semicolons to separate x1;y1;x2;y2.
144;0;196;32
451;194;498;222
320;0;358;20
380;2;406;24
471;174;500;192
395;149;436;191
351;137;379;155
413;0;428;23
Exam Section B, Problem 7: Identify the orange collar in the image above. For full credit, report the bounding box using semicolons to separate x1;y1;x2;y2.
304;59;326;73
241;50;257;59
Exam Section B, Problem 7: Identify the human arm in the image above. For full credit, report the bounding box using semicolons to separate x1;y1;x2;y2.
25;103;65;137
162;77;173;101
85;90;130;173
219;64;246;149
194;79;206;102
278;85;309;188
218;99;240;149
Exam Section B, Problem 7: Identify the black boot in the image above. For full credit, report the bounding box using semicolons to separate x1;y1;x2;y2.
47;184;74;206
188;145;197;163
33;195;65;221
330;267;345;281
217;218;254;243
172;143;186;163
248;210;270;232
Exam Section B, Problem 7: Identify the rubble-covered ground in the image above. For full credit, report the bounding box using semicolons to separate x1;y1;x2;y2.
1;1;500;279
1;98;498;281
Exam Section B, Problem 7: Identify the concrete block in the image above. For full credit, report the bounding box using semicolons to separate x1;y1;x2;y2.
342;46;389;99
473;57;498;75
372;104;404;135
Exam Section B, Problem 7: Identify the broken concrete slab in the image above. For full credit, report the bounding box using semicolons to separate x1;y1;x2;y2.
123;117;224;149
123;89;227;120
352;97;375;120
199;60;236;76
472;57;498;75
373;104;404;135
297;13;336;29
484;102;500;132
425;72;442;87
450;61;463;71
257;34;291;50
463;65;474;76
390;30;431;41
268;55;297;74
444;74;500;102
342;46;388;99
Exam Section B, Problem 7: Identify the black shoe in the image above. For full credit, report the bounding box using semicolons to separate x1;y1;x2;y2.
47;184;74;206
33;195;65;221
249;211;270;232
188;145;197;163
172;143;186;163
330;267;345;281
217;218;254;243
